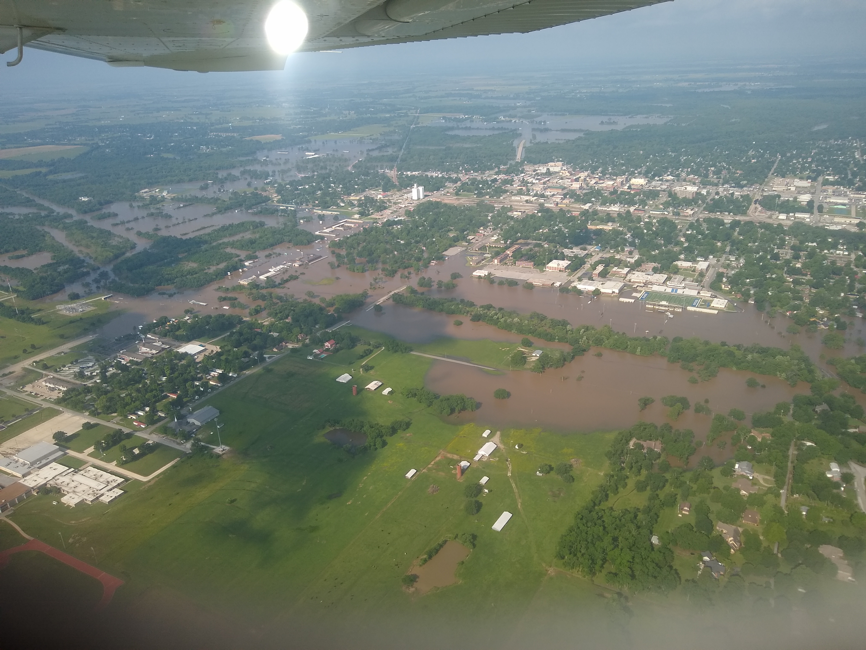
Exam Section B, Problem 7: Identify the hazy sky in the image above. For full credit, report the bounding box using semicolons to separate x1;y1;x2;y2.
2;0;865;94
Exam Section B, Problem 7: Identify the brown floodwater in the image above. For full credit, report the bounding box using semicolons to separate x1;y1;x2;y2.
425;350;811;437
412;540;470;595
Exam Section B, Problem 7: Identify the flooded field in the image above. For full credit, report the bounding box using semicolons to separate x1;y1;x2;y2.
412;540;470;595
425;350;811;437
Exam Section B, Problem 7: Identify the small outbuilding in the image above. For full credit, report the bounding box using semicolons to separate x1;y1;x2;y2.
492;511;513;532
405;469;417;479
365;381;383;391
336;373;352;383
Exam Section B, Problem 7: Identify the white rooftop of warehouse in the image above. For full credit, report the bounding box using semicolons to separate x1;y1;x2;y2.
177;343;206;355
336;373;352;383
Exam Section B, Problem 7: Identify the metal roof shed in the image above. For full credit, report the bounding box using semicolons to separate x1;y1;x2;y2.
492;511;513;532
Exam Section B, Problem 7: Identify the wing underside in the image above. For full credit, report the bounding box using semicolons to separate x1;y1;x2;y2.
0;0;668;72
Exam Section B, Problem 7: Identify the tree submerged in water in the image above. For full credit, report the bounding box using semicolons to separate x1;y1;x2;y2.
494;388;510;399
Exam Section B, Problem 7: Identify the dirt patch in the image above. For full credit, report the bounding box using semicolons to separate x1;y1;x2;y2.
427;484;439;494
410;540;470;594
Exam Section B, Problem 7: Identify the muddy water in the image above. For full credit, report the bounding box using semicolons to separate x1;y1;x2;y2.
0;251;52;269
412;540;470;595
324;428;367;448
425;351;810;436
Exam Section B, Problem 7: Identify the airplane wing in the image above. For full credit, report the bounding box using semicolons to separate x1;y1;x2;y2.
0;0;669;73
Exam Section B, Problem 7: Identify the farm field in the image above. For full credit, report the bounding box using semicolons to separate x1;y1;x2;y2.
6;345;617;645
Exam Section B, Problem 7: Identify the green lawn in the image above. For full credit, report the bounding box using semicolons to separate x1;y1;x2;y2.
0;407;60;445
416;337;522;370
63;423;117;453
115;444;184;476
0;394;34;423
0;298;118;369
89;435;148;463
0;520;27;551
56;455;86;469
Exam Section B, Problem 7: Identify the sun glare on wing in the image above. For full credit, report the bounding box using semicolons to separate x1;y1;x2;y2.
265;1;309;55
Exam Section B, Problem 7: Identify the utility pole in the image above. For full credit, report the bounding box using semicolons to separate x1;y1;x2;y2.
58;532;66;550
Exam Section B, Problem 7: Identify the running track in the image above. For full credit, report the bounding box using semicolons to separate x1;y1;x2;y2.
0;539;123;610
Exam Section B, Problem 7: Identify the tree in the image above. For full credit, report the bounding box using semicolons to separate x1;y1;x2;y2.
697;456;715;471
822;332;845;349
509;350;526;368
373;304;383;313
494;388;510;399
555;462;573;477
465;499;482;515
638;397;655;411
464;483;483;498
521;337;534;347
453;319;462;326
746;377;760;388
52;431;67;443
592;288;601;297
402;574;418;586
764;522;787;547
728;408;745;421
538;463;553;475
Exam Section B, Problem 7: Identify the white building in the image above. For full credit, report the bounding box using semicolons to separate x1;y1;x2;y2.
545;260;570;272
411;185;425;201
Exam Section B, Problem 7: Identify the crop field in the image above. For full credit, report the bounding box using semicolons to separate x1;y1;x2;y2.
6;344;617;644
316;124;389;140
0;145;87;161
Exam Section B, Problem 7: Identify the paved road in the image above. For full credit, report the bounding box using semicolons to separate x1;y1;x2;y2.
0;334;97;379
848;461;866;514
781;439;797;512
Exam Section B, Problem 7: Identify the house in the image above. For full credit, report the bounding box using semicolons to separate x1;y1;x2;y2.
734;477;759;496
826;462;842;482
742;509;761;526
629;438;663;454
701;552;726;578
678;502;691;516
324;339;337;350
716;523;741;553
734;461;754;479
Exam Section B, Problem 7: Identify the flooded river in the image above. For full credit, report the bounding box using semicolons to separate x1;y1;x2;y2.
425;350;809;438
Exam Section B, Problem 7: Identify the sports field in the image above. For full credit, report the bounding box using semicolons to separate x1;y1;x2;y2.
640;290;700;308
6;341;617;644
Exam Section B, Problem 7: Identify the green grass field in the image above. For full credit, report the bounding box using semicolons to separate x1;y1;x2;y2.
0;394;34;423
63;424;117;453
89;435;148;463
6;344;618;642
0;298;118;369
0;407;60;445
